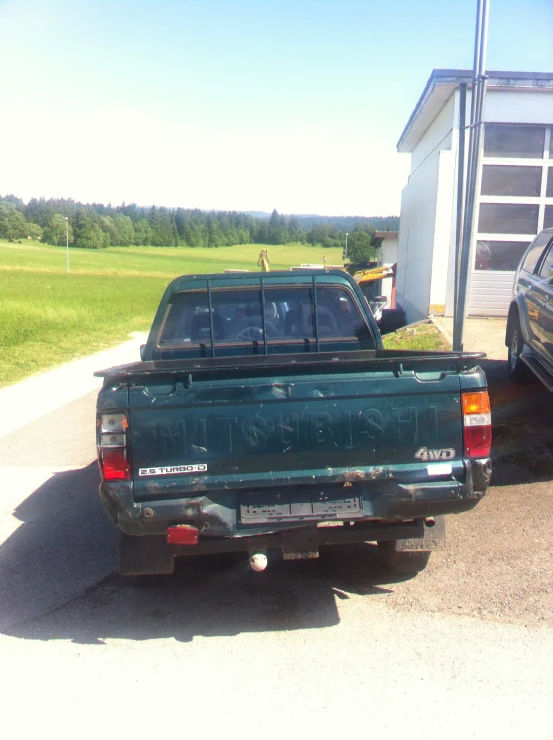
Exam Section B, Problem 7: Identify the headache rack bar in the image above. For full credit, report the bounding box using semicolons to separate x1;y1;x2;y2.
95;349;486;382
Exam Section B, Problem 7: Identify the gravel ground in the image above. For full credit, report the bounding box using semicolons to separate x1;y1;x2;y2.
373;357;553;627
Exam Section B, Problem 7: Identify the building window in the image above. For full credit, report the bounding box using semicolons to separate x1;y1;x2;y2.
483;125;545;159
475;240;530;271
480;165;542;197
544;206;553;230
478;203;539;235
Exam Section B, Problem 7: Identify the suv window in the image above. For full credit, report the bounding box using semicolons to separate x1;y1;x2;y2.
521;232;553;275
538;245;553;280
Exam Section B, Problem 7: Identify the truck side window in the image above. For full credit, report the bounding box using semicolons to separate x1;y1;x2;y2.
521;232;553;274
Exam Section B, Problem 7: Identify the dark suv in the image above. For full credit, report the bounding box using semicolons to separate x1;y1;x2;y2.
506;228;553;387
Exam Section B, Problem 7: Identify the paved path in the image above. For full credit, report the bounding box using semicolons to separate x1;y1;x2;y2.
432;316;507;361
0;332;147;437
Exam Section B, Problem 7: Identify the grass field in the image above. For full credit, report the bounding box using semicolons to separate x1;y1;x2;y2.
0;240;342;387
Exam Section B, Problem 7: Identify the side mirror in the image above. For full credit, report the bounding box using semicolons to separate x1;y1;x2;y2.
548;268;553;285
139;344;146;361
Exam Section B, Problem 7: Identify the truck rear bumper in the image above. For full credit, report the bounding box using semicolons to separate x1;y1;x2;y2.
100;458;491;537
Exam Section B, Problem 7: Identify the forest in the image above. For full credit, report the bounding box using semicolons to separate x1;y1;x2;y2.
0;194;398;254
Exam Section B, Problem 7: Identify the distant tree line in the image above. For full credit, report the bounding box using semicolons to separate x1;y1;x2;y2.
0;194;398;254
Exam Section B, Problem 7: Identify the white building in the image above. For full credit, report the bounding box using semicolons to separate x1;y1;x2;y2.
374;231;398;301
396;69;553;321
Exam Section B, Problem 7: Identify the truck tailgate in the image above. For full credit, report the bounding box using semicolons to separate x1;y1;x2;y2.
128;367;464;499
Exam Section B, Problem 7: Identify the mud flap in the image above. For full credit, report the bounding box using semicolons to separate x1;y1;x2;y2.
118;532;175;576
395;516;445;552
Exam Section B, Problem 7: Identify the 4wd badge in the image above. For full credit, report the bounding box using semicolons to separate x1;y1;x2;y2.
414;447;455;462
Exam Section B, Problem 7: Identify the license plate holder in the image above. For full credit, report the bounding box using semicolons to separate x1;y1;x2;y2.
240;490;363;524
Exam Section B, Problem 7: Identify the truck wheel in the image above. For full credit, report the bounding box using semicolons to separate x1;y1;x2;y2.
378;541;431;575
507;316;530;383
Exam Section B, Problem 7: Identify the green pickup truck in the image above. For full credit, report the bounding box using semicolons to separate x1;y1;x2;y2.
95;270;492;580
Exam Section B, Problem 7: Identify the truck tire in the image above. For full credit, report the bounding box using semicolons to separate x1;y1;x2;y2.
507;315;530;383
378;541;431;575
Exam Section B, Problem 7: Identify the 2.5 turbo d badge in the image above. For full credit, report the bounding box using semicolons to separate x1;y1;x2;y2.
414;447;455;462
138;464;208;477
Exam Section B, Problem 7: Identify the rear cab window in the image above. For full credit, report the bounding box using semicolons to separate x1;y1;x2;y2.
156;274;375;357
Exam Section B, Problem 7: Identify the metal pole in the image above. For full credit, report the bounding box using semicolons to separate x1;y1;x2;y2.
453;82;467;350
465;0;484;204
345;232;348;262
455;0;490;351
65;217;69;273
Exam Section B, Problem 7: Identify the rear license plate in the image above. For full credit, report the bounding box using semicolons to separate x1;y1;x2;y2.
240;490;363;523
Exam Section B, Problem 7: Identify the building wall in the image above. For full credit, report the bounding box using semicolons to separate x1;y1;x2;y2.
411;95;455;172
484;89;553;125
396;94;456;323
429;149;456;314
396;150;441;322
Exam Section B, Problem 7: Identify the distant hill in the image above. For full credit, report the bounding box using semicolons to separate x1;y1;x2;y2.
245;212;399;232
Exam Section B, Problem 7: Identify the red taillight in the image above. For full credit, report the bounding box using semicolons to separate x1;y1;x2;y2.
101;449;130;480
98;413;130;480
166;525;199;546
462;391;492;458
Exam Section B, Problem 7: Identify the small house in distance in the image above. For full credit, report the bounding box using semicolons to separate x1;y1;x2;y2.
396;69;553;321
373;230;398;302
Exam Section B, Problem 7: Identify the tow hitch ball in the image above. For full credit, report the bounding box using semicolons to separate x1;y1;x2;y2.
249;551;268;572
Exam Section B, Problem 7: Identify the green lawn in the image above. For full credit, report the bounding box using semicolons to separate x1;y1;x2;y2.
0;240;341;386
382;322;450;351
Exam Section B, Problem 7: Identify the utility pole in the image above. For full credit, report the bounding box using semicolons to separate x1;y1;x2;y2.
453;0;490;351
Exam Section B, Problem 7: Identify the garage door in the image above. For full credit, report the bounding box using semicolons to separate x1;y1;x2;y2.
468;271;514;317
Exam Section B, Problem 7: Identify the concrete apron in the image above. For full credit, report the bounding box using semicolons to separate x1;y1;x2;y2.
431;317;507;362
0;332;147;439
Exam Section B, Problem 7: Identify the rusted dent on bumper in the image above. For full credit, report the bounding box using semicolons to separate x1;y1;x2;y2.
343;470;367;481
468;457;492;493
100;458;491;537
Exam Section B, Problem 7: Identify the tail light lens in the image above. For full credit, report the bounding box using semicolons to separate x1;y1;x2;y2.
462;391;491;458
98;413;130;480
167;525;200;546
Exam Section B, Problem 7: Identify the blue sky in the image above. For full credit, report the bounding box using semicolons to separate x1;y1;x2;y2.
1;0;552;215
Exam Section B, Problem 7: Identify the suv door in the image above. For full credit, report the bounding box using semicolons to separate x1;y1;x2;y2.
537;243;553;360
515;231;553;349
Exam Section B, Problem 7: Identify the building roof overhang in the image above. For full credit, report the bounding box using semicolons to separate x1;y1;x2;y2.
397;69;553;154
